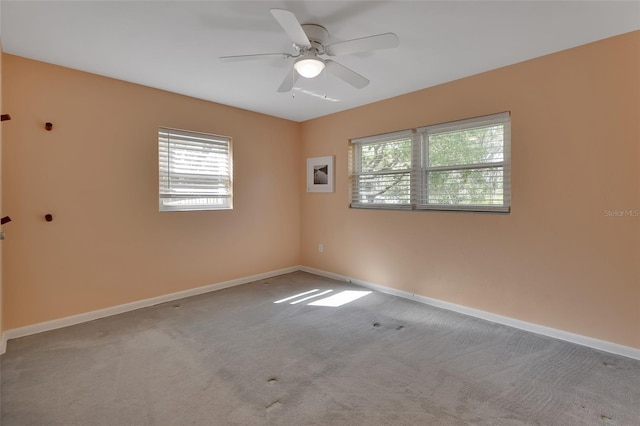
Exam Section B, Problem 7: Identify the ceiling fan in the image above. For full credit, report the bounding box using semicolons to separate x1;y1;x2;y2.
220;9;399;93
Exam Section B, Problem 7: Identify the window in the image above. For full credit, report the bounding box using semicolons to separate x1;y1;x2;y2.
350;130;414;209
418;112;510;212
158;128;232;211
350;112;510;213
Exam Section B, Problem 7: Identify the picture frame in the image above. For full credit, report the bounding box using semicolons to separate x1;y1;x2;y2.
307;155;334;193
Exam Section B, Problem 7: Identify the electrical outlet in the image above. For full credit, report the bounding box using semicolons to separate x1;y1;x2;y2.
318;243;324;253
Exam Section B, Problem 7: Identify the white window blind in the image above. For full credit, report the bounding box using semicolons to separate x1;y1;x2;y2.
349;112;510;213
158;128;232;211
417;112;510;212
350;130;414;209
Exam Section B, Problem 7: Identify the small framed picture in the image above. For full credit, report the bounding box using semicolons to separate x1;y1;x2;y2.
307;155;334;193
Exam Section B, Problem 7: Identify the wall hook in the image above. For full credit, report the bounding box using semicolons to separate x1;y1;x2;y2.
1;216;11;225
45;122;53;131
45;214;53;222
1;114;11;121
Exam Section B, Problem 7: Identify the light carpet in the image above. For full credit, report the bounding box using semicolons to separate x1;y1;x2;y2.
2;272;639;425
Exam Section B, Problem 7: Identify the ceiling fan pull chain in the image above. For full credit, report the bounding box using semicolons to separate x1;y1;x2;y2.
323;67;327;99
292;71;296;99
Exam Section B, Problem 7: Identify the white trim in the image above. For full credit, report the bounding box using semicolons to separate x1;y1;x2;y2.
0;266;299;353
416;111;510;133
351;129;413;145
3;264;638;361
299;266;640;361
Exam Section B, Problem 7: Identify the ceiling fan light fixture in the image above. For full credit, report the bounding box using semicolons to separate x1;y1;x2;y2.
294;55;325;78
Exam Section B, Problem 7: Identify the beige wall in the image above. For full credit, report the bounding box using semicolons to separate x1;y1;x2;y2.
2;31;638;350
0;39;3;337
300;31;640;349
2;55;301;329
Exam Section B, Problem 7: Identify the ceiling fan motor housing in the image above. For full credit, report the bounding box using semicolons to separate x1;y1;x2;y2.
301;24;329;54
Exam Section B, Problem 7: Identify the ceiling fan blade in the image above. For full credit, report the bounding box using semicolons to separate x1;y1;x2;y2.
326;33;399;56
277;67;300;92
220;53;291;62
325;60;369;89
270;9;311;48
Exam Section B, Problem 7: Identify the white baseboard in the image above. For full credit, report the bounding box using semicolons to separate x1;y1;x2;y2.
3;265;638;361
300;266;640;361
0;266;300;354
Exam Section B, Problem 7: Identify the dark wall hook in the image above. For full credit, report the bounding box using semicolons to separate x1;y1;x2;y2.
45;214;53;222
45;122;53;131
1;216;11;225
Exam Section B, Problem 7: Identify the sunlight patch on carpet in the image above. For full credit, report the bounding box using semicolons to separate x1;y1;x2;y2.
290;290;333;304
309;290;372;307
275;289;371;307
274;289;319;304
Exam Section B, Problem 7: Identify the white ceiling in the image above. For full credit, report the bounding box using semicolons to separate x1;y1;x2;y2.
1;1;639;122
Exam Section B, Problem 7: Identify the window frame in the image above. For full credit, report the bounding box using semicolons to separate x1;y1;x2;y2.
349;130;415;210
349;112;511;213
417;112;511;213
158;127;233;212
